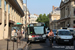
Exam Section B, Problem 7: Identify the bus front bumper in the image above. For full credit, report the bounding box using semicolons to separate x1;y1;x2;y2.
28;37;46;42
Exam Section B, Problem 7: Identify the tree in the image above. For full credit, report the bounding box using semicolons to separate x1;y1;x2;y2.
36;14;49;27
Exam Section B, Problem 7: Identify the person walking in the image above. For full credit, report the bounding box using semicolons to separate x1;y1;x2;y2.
21;29;24;38
48;29;54;46
17;30;21;42
11;29;16;40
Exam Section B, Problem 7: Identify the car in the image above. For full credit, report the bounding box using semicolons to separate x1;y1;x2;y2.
56;29;74;45
73;31;75;39
67;28;74;34
52;29;57;40
11;33;17;41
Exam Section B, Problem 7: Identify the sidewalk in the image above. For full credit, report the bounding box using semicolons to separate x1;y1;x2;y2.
0;38;27;50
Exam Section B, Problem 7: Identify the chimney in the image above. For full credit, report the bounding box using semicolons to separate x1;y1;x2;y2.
52;6;57;11
52;6;55;11
62;0;64;2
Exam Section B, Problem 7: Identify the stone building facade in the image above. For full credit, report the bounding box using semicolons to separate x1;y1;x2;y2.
0;0;24;40
58;0;75;28
23;4;30;27
30;14;38;23
49;6;60;29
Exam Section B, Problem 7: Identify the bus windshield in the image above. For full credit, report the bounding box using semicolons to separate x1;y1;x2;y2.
28;26;44;35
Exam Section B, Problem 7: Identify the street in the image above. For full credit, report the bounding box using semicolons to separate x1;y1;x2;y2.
28;39;75;50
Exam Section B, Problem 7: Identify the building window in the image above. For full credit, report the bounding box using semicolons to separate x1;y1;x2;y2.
74;8;75;16
0;0;2;8
8;4;10;13
73;20;75;24
67;6;69;17
25;21;26;24
74;1;75;4
25;16;26;18
54;18;56;20
4;0;6;11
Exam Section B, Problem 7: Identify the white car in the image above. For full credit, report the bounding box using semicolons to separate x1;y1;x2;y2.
56;29;74;45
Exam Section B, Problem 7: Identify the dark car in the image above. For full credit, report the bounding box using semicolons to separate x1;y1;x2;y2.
52;29;57;40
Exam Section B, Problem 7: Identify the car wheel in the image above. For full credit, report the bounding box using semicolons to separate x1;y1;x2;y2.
56;40;59;44
57;41;59;44
43;40;46;43
70;42;74;45
56;40;57;43
56;39;58;43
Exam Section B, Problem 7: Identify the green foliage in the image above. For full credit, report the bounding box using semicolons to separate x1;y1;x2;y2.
36;14;49;27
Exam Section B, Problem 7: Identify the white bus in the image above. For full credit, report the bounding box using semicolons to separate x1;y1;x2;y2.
26;23;46;43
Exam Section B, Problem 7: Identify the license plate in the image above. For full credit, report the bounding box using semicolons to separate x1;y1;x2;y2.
35;36;39;37
64;40;69;42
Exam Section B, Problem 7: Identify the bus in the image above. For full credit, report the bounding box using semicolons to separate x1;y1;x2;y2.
26;23;46;43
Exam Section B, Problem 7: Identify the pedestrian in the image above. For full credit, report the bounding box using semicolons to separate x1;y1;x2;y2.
11;29;16;40
21;29;24;38
17;29;21;42
48;29;54;46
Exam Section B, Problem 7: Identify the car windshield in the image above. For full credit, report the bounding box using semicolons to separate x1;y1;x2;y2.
58;31;71;35
28;26;44;35
52;30;57;32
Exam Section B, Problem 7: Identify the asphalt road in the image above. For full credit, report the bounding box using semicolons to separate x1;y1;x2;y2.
28;39;75;50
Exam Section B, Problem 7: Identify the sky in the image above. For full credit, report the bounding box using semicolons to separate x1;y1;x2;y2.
23;0;61;15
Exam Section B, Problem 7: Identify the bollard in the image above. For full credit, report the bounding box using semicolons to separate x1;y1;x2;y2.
17;41;18;48
13;38;15;50
7;39;9;50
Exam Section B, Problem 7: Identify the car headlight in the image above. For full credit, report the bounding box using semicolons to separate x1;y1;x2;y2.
57;37;61;39
42;35;46;37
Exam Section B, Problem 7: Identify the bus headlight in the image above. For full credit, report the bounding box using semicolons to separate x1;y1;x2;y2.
29;35;32;38
42;35;46;39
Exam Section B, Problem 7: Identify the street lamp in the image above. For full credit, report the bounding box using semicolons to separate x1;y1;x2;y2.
25;0;27;39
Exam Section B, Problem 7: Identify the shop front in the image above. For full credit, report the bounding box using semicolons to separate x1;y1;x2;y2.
9;22;23;40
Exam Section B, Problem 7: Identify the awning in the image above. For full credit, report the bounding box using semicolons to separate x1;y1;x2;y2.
17;22;22;25
9;20;15;24
12;23;23;27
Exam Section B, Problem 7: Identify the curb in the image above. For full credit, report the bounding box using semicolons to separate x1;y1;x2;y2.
21;42;30;50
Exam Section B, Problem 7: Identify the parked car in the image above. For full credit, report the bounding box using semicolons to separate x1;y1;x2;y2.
52;29;57;40
56;29;74;45
67;28;74;35
73;31;75;39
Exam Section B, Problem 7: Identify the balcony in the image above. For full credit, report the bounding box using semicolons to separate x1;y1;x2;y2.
0;8;2;24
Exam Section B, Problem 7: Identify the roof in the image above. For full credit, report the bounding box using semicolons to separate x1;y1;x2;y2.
54;7;60;11
51;7;60;15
